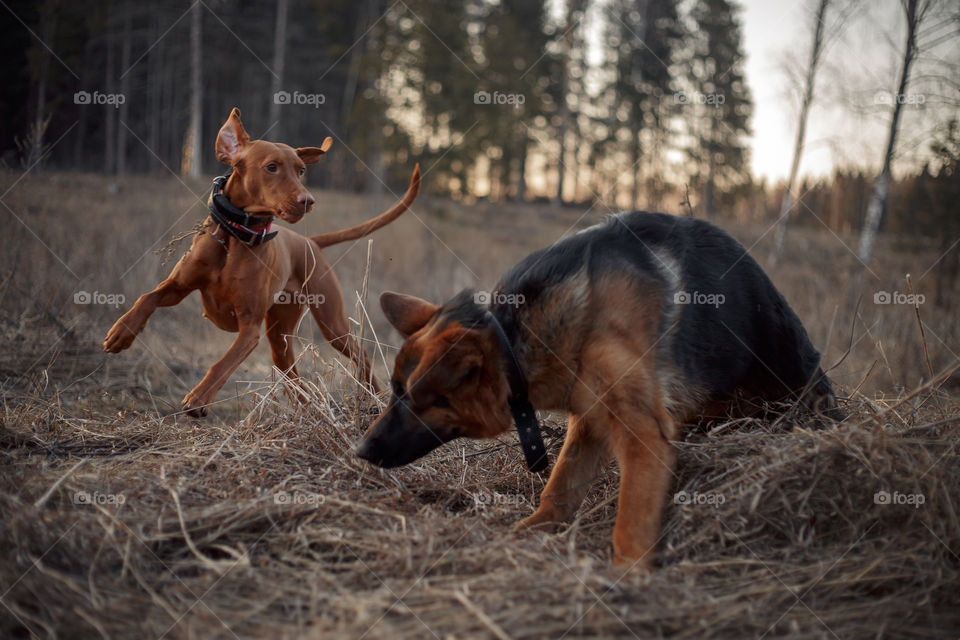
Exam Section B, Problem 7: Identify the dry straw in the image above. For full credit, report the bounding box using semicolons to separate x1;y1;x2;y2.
2;353;958;638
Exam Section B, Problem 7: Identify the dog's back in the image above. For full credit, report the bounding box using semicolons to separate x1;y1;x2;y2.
494;211;836;420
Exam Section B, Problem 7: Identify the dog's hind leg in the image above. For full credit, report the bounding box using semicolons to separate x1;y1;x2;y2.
266;303;310;401
516;413;610;531
304;265;379;392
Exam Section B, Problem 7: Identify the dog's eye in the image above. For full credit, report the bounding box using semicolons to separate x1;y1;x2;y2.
266;163;278;173
298;167;306;177
433;395;450;409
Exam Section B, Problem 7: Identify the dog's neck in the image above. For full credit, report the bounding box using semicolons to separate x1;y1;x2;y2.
490;274;589;412
484;310;548;472
208;170;277;246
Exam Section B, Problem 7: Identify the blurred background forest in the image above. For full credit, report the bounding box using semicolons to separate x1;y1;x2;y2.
2;0;958;262
1;0;959;398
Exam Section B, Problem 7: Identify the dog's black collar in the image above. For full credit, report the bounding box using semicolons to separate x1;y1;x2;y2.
209;169;279;246
483;310;548;472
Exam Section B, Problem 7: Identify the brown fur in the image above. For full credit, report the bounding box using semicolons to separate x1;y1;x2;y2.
363;272;678;568
104;108;421;416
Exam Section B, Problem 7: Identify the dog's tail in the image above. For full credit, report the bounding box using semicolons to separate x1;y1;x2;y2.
310;164;421;249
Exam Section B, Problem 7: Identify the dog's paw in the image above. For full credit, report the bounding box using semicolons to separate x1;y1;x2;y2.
103;320;138;353
181;391;210;418
513;511;563;534
612;552;653;570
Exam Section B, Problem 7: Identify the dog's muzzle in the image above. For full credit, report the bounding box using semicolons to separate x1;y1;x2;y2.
356;400;456;468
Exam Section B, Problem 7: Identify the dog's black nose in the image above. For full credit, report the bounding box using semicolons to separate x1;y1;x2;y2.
355;439;376;462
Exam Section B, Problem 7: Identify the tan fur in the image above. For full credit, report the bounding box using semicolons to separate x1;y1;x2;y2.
374;273;679;567
516;275;676;567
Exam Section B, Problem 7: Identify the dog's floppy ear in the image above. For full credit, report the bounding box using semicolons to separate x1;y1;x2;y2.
381;291;439;338
296;137;332;165
216;107;250;165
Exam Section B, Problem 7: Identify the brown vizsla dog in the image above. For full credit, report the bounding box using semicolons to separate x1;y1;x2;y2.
104;108;421;416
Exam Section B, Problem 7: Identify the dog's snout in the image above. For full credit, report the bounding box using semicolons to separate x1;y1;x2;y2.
356;438;376;462
297;192;315;210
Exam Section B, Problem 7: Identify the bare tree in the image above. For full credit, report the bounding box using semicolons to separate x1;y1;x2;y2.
857;0;932;262
768;0;830;266
554;0;574;206
267;0;289;140
116;1;131;174
181;0;202;178
104;22;116;174
25;0;59;169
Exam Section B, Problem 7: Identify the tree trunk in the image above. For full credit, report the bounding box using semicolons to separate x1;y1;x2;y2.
147;11;162;171
704;115;716;219
73;34;94;167
858;0;919;263
631;126;641;210
30;0;58;168
116;2;132;175
769;0;829;266
181;0;202;178
517;139;527;201
268;0;288;139
104;25;116;174
554;0;572;206
339;0;374;138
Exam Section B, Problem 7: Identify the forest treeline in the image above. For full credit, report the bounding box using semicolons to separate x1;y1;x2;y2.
1;0;957;247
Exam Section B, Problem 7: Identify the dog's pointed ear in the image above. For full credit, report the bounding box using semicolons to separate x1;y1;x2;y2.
216;108;250;165
381;292;439;338
296;137;332;165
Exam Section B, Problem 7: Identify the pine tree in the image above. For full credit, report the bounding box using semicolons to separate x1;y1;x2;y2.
685;0;752;218
607;0;682;209
476;0;551;200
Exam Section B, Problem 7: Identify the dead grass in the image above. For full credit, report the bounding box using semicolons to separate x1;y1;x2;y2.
1;170;959;638
2;375;959;638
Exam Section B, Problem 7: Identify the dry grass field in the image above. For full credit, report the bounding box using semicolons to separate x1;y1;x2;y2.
1;169;959;638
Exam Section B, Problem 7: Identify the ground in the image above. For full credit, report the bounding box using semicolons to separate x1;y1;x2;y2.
1;170;958;638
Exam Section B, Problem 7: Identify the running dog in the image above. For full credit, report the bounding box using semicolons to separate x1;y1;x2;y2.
356;211;838;567
104;108;421;416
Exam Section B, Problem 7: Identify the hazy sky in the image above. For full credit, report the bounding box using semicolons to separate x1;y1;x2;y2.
740;0;863;182
742;0;809;181
740;0;953;183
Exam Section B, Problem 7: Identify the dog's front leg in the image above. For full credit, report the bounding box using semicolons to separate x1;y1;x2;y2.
516;413;609;532
609;411;675;569
181;321;261;417
104;278;194;353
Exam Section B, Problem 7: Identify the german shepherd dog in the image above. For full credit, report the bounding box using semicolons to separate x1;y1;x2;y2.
357;211;838;567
